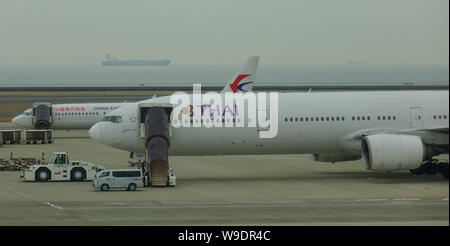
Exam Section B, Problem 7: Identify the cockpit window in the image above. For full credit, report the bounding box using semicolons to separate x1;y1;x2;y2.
102;116;115;122
102;116;122;123
22;110;32;116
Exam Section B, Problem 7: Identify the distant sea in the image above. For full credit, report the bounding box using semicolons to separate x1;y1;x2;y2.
0;64;448;87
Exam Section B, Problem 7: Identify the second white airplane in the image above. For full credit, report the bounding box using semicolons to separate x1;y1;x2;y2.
11;56;260;130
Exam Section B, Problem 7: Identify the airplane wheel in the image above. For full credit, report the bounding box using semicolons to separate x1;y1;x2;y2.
410;166;425;175
437;163;449;180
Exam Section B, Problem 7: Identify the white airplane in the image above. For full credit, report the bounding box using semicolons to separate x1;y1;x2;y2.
12;103;127;130
88;61;449;179
11;56;260;130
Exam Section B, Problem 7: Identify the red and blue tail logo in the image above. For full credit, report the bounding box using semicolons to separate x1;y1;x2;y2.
229;74;254;93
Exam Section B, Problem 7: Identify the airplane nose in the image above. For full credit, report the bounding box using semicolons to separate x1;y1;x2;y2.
11;116;19;125
89;123;102;142
11;115;23;127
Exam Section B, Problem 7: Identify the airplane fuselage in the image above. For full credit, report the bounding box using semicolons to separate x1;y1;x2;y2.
12;103;126;129
89;90;449;156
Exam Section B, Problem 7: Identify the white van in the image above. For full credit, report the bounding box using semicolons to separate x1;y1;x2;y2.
93;169;144;191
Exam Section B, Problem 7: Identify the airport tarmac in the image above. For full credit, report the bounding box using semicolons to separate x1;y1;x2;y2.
0;123;448;226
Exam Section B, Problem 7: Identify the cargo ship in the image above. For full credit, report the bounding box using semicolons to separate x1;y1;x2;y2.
102;54;170;66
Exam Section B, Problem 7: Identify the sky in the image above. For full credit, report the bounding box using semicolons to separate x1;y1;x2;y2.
0;0;448;65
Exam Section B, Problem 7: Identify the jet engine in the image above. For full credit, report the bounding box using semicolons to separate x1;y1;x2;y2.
361;134;430;171
311;153;360;163
32;103;53;129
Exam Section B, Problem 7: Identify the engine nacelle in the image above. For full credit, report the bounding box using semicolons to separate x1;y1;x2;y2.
361;134;426;171
32;102;53;129
311;153;360;163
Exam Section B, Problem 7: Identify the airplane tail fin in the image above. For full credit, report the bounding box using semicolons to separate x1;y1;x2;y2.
221;56;259;93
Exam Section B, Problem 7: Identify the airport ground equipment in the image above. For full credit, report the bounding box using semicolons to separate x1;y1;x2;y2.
139;103;173;187
32;102;53;129
21;152;104;182
0;130;22;144
0;129;54;144
126;159;176;187
0;152;43;171
24;129;53;144
139;163;176;187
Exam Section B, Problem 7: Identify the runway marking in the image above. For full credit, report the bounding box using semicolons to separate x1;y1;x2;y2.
60;201;448;210
43;201;62;210
0;186;63;210
355;198;389;202
0;185;42;204
355;198;422;202
393;198;421;201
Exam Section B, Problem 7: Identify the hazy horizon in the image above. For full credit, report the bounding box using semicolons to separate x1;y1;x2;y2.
0;0;448;66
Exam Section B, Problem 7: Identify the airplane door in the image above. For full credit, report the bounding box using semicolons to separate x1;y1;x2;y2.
410;107;423;129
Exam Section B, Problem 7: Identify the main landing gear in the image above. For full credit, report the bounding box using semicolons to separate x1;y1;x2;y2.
410;159;449;180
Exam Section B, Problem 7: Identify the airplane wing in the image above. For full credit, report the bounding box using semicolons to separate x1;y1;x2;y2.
221;56;260;94
423;127;449;134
